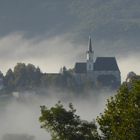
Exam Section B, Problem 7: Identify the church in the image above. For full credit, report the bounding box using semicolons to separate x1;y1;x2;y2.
73;37;121;89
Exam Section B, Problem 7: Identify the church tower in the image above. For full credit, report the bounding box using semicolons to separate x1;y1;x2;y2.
86;36;94;72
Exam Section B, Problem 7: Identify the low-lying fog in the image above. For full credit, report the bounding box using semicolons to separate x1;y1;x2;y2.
0;32;139;140
0;90;114;140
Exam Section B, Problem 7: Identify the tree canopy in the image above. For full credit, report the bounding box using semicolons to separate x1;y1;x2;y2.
4;63;42;91
97;79;140;140
39;101;100;140
1;63;94;94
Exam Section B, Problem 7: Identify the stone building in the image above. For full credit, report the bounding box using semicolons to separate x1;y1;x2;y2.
74;37;121;89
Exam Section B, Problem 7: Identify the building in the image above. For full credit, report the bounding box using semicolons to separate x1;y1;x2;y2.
74;37;121;89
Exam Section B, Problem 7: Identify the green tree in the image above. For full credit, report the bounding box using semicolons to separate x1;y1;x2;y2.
6;63;43;91
97;79;140;140
13;63;27;89
26;64;42;87
39;102;100;140
4;69;15;91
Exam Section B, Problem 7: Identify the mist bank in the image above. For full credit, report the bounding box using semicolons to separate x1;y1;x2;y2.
0;89;114;140
0;33;139;82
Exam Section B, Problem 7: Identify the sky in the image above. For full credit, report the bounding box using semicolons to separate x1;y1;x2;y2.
0;0;139;81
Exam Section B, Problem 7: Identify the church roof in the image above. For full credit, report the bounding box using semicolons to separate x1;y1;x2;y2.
75;63;87;73
94;57;120;71
74;57;120;73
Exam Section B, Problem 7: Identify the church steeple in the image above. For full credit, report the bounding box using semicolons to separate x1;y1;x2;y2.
89;36;93;52
86;36;94;72
87;36;94;61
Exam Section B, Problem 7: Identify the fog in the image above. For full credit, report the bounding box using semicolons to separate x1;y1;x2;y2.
0;33;139;81
0;32;139;139
0;33;84;74
0;90;114;140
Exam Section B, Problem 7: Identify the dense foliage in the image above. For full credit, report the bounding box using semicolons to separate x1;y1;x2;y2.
4;63;42;92
1;63;73;92
0;63;99;94
39;102;100;140
97;79;140;140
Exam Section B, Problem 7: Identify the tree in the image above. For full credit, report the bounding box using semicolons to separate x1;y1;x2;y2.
4;63;43;91
4;69;15;91
97;79;140;140
26;64;42;87
13;63;27;89
39;102;100;140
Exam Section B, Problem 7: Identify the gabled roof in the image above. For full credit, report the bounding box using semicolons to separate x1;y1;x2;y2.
74;57;120;73
94;57;120;71
75;63;87;73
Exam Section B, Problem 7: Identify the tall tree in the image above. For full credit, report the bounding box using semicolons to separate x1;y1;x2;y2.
13;63;27;89
97;79;140;140
4;69;15;91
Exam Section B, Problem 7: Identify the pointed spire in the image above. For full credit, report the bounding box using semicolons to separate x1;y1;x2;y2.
88;36;92;52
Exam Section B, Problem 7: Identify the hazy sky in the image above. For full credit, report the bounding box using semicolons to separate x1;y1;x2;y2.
0;0;139;81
